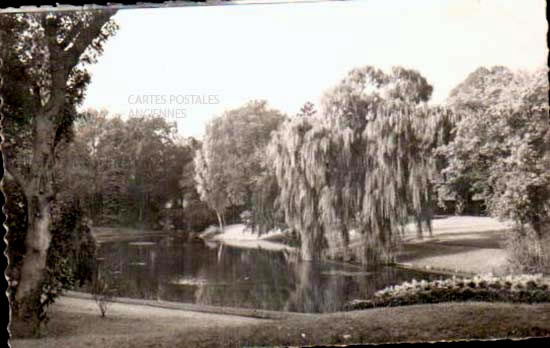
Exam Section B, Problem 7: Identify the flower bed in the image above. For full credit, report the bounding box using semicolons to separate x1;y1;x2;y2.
344;274;550;310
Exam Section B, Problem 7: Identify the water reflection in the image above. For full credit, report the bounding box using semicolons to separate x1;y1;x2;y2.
95;237;445;313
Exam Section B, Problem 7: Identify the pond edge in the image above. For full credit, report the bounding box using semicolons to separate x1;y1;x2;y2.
63;290;315;320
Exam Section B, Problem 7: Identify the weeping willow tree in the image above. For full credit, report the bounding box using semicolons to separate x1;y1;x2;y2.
269;66;450;266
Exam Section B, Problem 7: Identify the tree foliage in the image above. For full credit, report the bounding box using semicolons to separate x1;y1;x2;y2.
447;66;523;113
61;110;205;230
436;66;537;213
1;11;119;179
441;67;550;234
438;66;550;272
269;66;442;265
177;138;220;232
4;176;96;335
0;10;118;318
194;100;286;229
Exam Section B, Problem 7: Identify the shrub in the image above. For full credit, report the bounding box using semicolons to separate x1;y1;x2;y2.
344;274;550;310
8;193;96;337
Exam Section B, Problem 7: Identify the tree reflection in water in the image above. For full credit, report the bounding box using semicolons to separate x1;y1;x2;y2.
93;238;445;313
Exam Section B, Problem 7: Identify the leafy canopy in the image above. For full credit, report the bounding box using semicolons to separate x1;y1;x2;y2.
269;66;442;265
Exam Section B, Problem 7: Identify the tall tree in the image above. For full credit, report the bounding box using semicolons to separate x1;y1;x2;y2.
194;100;286;230
447;66;522;113
178;138;219;232
121;115;180;227
441;66;550;237
53;109;109;222
1;11;118;309
437;66;531;213
67;111;188;229
269;66;441;265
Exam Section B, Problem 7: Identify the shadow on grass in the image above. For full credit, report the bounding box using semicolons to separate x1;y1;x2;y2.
397;243;475;263
429;230;508;248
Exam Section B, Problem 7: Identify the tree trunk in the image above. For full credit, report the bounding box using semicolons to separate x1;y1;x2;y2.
15;196;52;303
299;226;323;262
416;204;434;239
14;116;57;314
216;211;224;232
415;215;423;240
531;217;546;240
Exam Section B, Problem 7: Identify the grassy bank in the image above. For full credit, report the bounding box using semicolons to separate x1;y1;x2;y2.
11;296;550;348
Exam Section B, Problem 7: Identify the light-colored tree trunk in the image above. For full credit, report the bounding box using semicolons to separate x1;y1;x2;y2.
15;115;57;305
216;211;224;232
15;200;52;302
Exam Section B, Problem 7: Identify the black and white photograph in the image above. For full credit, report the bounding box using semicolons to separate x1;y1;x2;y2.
1;0;549;346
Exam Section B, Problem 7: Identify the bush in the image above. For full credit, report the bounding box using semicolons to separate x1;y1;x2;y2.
7;192;97;336
505;227;550;274
344;274;550;310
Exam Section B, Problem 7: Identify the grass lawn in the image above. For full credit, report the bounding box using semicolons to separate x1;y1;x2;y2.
396;216;512;275
10;296;550;347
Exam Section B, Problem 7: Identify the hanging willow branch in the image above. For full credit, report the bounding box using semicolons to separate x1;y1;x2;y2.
269;66;452;266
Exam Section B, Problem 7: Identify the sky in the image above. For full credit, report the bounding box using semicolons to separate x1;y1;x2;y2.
80;0;548;138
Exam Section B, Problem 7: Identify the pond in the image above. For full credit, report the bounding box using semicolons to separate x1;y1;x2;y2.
94;236;447;313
